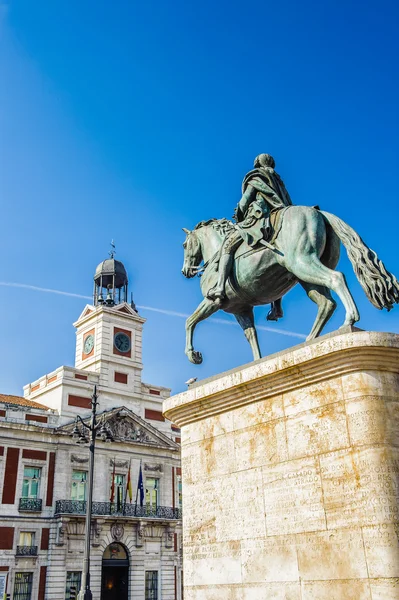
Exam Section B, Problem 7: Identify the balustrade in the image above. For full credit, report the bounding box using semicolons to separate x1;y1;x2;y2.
55;499;181;519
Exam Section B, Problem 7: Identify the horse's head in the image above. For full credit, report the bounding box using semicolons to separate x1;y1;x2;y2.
181;227;202;278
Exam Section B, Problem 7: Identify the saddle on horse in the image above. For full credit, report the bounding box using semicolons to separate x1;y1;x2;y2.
207;206;289;311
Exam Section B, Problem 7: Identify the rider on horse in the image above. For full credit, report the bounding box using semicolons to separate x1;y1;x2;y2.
207;153;293;319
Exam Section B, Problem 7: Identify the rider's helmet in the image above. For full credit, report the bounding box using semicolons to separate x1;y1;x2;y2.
254;153;275;169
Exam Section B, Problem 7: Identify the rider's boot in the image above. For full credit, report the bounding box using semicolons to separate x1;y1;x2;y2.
207;253;233;301
267;298;284;321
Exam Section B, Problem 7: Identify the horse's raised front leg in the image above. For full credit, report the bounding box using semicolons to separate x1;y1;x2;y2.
234;307;261;361
185;298;220;364
300;282;337;340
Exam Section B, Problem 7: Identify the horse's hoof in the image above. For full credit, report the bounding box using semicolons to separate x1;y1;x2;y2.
187;350;203;364
341;314;360;328
266;308;284;322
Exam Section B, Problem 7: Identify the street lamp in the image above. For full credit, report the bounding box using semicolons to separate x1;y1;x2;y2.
71;386;113;600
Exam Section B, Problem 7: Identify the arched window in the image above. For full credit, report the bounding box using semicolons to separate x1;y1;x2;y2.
103;543;128;561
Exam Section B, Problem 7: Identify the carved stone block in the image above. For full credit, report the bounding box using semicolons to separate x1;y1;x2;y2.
136;522;145;547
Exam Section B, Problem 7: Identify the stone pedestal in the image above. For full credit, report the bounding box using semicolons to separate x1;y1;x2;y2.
163;330;399;600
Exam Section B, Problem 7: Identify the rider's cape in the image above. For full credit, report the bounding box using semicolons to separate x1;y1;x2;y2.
235;167;292;247
242;167;292;209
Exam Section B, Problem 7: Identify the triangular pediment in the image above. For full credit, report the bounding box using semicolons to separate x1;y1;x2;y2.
111;303;145;323
76;304;95;321
58;406;179;450
115;304;136;315
73;302;145;328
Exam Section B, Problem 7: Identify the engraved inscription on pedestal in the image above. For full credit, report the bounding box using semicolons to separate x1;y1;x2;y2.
262;457;326;536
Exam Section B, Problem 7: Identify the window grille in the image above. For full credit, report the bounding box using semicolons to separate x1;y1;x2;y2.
65;571;81;600
145;570;158;600
13;572;33;600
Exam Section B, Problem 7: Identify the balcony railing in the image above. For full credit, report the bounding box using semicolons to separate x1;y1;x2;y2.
16;545;38;556
55;500;182;520
19;498;43;512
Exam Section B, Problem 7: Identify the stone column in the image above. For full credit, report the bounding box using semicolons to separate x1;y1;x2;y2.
163;330;399;600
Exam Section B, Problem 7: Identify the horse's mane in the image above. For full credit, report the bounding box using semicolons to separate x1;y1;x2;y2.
193;218;235;236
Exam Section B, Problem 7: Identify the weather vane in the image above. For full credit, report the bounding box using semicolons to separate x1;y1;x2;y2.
109;240;116;259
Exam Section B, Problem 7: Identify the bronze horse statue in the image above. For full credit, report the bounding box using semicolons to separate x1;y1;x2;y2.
181;206;399;363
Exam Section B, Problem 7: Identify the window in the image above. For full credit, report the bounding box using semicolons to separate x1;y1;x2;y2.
71;471;87;501
145;478;159;509
145;571;158;600
22;467;41;498
16;533;37;556
13;572;33;600
111;474;125;509
65;572;81;600
178;478;182;510
114;473;125;491
19;532;35;547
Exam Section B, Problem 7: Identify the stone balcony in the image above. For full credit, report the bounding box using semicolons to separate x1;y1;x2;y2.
54;499;182;520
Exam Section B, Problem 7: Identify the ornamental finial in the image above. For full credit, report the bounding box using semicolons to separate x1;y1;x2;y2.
109;240;116;259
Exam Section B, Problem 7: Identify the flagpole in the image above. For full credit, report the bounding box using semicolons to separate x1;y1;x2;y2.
127;458;131;503
134;459;142;516
123;462;127;511
110;456;116;513
123;459;130;515
127;458;132;503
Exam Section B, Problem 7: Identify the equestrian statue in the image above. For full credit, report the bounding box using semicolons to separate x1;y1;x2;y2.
181;153;399;364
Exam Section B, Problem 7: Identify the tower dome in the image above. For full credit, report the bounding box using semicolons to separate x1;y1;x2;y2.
93;244;129;306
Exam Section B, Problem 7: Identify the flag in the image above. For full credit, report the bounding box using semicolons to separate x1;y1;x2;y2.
137;463;144;507
110;458;116;503
126;460;133;503
116;484;122;512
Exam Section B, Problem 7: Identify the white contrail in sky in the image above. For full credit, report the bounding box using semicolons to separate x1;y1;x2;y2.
0;282;306;339
0;282;92;300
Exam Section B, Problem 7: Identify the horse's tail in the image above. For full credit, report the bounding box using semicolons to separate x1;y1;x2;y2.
320;210;399;310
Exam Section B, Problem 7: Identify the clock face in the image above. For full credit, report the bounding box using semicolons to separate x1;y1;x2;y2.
114;332;131;353
83;334;94;355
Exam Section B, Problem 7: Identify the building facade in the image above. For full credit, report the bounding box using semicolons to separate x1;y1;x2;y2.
0;257;182;600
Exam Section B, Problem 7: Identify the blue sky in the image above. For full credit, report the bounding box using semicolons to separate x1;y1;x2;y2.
1;0;398;397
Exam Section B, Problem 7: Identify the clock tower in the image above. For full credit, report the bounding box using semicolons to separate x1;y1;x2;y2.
23;249;173;429
74;254;146;400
